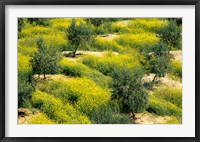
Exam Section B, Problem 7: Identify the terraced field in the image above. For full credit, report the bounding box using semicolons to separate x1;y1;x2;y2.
18;18;182;124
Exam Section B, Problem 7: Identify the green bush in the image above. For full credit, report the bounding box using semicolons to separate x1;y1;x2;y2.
18;53;35;108
32;90;91;124
27;18;51;26
152;87;182;108
88;102;132;124
147;95;182;116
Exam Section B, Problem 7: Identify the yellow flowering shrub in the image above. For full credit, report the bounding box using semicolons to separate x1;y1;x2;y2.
20;26;51;38
94;36;123;52
82;52;141;75
37;77;111;114
18;53;32;77
18;38;38;56
50;18;72;30
115;33;159;48
128;18;168;32
152;86;182;108
28;113;55;124
41;31;67;47
59;58;112;88
32;90;91;124
148;95;182;117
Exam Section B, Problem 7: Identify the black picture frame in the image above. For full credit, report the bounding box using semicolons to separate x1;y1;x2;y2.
0;0;199;142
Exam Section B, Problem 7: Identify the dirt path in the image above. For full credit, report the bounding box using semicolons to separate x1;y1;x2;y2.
62;50;119;61
115;20;130;26
97;33;118;40
135;113;171;124
18;108;40;124
170;50;182;62
142;74;182;88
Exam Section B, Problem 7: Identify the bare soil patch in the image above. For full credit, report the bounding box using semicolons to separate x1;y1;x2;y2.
62;50;119;61
142;74;182;88
97;33;118;40
135;113;171;124
116;20;130;26
18;108;40;124
170;50;182;62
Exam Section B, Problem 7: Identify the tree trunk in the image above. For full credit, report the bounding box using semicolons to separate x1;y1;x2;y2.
131;112;135;120
43;69;46;80
152;74;157;82
73;46;78;57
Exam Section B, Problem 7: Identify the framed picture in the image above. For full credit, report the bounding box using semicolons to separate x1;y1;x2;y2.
0;0;199;141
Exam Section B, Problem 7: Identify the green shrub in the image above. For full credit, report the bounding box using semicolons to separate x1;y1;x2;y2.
27;18;51;26
147;95;182;116
88;102;132;124
18;77;35;108
32;90;91;124
18;18;25;33
152;87;182;108
18;53;35;108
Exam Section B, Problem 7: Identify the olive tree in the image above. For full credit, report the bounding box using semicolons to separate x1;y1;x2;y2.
27;18;50;26
156;20;182;51
67;19;93;57
140;42;171;82
111;68;148;119
31;39;61;79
